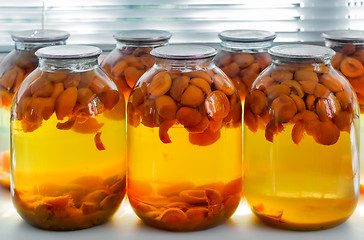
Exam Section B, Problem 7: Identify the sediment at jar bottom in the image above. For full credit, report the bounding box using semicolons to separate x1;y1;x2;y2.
128;69;242;146
101;47;155;99
128;178;242;231
12;175;126;231
215;51;271;100
248;195;357;230
244;65;356;146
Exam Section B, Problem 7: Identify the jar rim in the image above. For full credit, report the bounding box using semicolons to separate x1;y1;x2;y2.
11;29;70;43
151;44;217;60
218;29;276;43
269;44;335;60
322;30;364;42
35;45;102;59
113;29;172;43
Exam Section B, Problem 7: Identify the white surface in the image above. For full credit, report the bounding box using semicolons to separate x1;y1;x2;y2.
1;187;364;240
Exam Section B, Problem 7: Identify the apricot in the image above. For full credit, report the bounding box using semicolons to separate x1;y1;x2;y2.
254;52;272;70
31;97;55;120
292;120;305;144
89;76;108;94
170;75;190;101
157;182;194;197
159;119;175;143
353;49;364;64
99;89;119;110
246;90;267;115
300;80;317;95
140;55;155;68
94;132;105;150
46;70;68;83
190;78;211;95
313;121;340;145
265;120;283;142
209;118;222;132
100;194;119;210
186;115;209;133
0;68;18;90
180;190;207;205
77;88;95;106
55;87;78;120
30;79;54;97
185;207;208;223
64;72;81;88
56;119;75;130
130;83;147;107
331;52;345;69
314;83;330;98
349;75;364;96
282;80;304;98
213;74;235;95
205;90;230;120
155;95;178;120
124;66;144;88
290;94;305;112
335;89;352;109
341;44;356;55
233;53;254;68
81;202;99;215
271;71;293;82
292;110;319;123
159;208;188;227
181;85;205;107
340;57;364;78
306;95;316;110
224;194;241;218
223;62;240;77
334;111;353;131
148;71;172;96
241;70;259;88
51;82;64;99
0;89;13;107
72;117;104;134
265;84;290;100
319;74;343;92
176;107;201;128
188;128;221;146
221;178;242;199
127;103;140;128
0;150;10;172
217;53;233;67
140;99;158;127
185;71;212;84
83;190;108;203
205;188;222;216
244;109;258;132
271;95;297;123
294;70;319;82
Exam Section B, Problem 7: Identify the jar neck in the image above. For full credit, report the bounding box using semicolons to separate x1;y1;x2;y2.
14;40;66;51
38;56;99;72
272;56;331;66
220;40;273;53
325;39;364;48
116;40;169;49
154;57;215;71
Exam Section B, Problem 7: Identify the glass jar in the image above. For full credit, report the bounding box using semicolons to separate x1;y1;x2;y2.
243;44;359;230
214;30;276;101
0;29;69;188
100;29;172;100
127;45;242;231
322;30;364;192
10;45;126;230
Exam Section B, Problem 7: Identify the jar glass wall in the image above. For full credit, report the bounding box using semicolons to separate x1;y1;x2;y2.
0;29;70;188
323;30;364;192
243;44;359;230
101;29;172;100
214;30;276;101
10;45;126;230
127;45;242;231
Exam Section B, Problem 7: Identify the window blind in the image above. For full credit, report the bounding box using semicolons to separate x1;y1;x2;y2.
0;0;363;51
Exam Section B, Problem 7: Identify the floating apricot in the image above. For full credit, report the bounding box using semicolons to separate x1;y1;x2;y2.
331;52;345;69
148;71;172;96
170;75;190;101
246;90;267;115
300;81;317;95
217;53;233;66
233;53;254;68
176;107;202;128
181;85;205;107
213;74;235;95
314;83;330;98
185;71;212;84
341;44;356;55
265;120;283;142
159;119;175;143
353;49;364;64
0;68;17;90
292;120;305;144
349;75;364;96
94;131;105;150
271;95;297;123
294;70;319;82
140;99;158;128
99;89;119;110
271;71;293;82
244;109;258;132
31;97;55;120
335;89;352;109
30;79;54;97
64;73;81;88
209;118;222;132
155;95;178;120
340;57;364;78
282;80;304;98
313;121;340;145
205;90;230;120
46;70;68;83
290;94;305;112
72;117;104;134
186;115;209;133
189;128;221;146
241;70;259;88
223;62;240;77
77;88;95;106
334;111;353;131
265;84;290;100
55;87;78;120
124;66;144;88
319;74;343;92
190;78;211;95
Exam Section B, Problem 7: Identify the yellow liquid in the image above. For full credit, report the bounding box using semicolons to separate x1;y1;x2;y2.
0;108;10;187
11;115;126;230
127;124;242;231
243;125;359;230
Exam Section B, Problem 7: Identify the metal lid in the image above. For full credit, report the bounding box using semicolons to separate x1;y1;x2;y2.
151;45;217;60
113;29;172;43
35;45;102;59
269;44;335;60
11;29;70;43
218;30;276;42
322;30;364;42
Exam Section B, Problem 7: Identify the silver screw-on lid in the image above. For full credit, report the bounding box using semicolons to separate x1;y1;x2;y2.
151;45;217;60
113;29;172;43
218;30;276;42
322;30;364;42
35;45;102;59
11;29;70;43
269;44;335;60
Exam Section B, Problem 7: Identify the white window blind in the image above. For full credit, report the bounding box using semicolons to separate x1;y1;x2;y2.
0;0;363;51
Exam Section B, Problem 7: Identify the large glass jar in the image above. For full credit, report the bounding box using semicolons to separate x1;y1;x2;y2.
243;44;359;230
10;45;126;230
322;30;364;192
0;29;69;188
100;29;172;100
214;30;276;101
127;45;242;231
